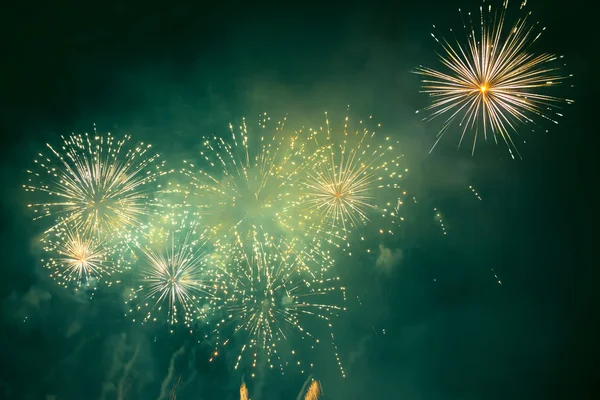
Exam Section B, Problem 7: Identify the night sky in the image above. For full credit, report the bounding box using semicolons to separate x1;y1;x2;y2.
1;0;597;399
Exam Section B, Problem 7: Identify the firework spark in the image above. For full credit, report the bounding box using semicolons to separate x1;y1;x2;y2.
41;223;123;289
469;185;482;200
126;221;215;329
24;126;166;238
414;0;573;157
209;229;346;377
491;268;503;285
434;207;447;235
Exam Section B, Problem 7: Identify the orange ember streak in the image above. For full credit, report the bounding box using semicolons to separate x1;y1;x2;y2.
240;382;249;400
303;381;322;400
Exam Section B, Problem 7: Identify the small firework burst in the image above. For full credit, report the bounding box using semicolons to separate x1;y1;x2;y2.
24;126;166;239
40;222;125;289
414;0;573;157
126;220;216;329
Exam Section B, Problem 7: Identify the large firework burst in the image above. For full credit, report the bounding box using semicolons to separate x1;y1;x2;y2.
180;114;337;274
414;0;573;158
126;221;216;329
208;230;346;377
41;222;124;289
181;115;305;240
24;126;166;238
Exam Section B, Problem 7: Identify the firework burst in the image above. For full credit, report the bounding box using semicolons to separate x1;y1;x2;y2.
41;222;124;289
180;114;337;274
414;0;573;158
208;229;346;377
126;221;216;330
24;126;166;238
295;113;407;253
181;115;307;241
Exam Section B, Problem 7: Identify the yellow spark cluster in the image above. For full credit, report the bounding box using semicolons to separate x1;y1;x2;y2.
296;113;407;251
126;220;216;329
40;223;125;289
24;125;166;238
208;229;346;377
414;0;573;158
181;115;305;243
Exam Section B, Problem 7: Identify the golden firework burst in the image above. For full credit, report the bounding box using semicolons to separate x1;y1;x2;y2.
414;0;574;158
25;126;166;238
